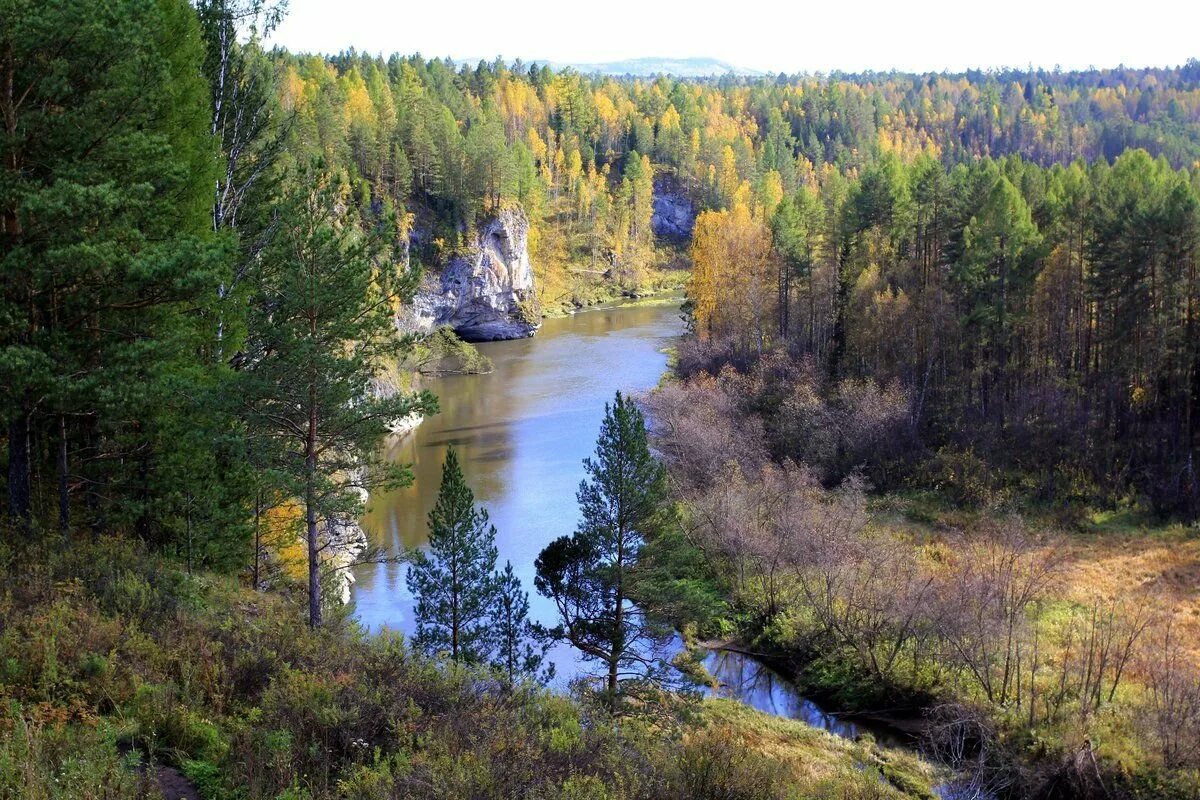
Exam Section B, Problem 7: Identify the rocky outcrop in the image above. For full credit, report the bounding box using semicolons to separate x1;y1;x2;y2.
651;180;695;241
369;369;426;436
402;206;539;342
321;512;368;605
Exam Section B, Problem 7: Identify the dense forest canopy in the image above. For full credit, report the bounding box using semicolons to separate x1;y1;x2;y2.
270;50;1200;515
1;1;1198;594
2;0;1198;622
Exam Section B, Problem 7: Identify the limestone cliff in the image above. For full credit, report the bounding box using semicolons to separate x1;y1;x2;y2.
401;206;539;342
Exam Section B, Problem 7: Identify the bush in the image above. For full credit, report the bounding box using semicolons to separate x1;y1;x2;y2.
920;446;1001;508
0;705;140;800
666;726;789;800
0;537;952;799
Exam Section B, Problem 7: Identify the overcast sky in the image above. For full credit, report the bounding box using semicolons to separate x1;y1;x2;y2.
268;0;1199;74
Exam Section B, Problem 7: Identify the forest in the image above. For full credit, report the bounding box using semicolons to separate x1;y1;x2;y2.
274;45;1200;512
2;0;1200;797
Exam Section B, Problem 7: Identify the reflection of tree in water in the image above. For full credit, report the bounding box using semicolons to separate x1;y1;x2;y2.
706;650;864;740
709;650;796;717
351;299;684;646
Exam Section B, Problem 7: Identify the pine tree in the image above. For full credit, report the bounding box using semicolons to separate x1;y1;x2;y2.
491;561;551;686
239;167;435;627
535;392;668;700
1;0;227;536
407;447;499;664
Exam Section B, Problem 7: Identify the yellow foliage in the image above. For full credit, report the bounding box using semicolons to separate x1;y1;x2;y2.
281;67;308;111
718;146;739;208
264;500;306;581
756;170;784;218
689;199;777;350
342;71;375;126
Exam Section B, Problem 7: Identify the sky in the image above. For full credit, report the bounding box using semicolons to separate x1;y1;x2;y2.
268;0;1200;74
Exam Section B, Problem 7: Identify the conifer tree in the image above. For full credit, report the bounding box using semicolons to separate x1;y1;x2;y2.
239;167;434;627
771;190;823;339
957;175;1042;425
407;447;500;663
1;0;226;536
535;392;668;700
491;561;551;686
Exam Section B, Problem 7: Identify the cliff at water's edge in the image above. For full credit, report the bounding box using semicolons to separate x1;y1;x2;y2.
400;206;540;342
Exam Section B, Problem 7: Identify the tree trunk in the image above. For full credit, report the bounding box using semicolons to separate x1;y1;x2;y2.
252;489;262;590
451;560;460;661
7;405;30;526
830;239;852;379
305;391;321;628
83;415;105;538
609;534;625;698
185;494;193;575
57;414;69;534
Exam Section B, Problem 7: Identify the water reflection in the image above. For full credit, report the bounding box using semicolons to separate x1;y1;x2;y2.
351;298;982;790
353;298;684;681
702;649;895;744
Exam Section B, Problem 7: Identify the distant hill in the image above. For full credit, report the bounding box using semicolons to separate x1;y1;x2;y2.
546;57;763;77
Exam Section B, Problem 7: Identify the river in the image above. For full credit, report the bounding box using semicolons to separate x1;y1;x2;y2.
354;297;684;679
351;296;896;745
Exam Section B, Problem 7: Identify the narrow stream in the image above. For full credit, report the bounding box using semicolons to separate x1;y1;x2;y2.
704;649;904;747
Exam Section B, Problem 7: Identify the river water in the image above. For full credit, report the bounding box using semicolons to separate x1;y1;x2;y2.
353;297;685;679
350;297;890;745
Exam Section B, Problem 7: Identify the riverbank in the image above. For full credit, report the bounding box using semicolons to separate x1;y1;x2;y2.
539;277;688;319
0;536;946;799
636;337;1200;798
638;480;1200;799
691;639;933;741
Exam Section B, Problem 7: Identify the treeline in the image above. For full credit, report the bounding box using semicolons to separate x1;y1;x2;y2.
1;0;434;626
689;149;1200;515
645;374;1199;795
4;0;1200;600
261;51;1200;513
266;52;1200;302
273;51;1200;514
274;51;661;299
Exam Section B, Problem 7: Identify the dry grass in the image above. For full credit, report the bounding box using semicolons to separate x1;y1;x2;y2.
1052;524;1200;664
879;499;1200;666
698;697;942;797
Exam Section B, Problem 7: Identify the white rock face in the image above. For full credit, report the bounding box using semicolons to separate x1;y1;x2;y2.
320;512;368;605
401;206;539;342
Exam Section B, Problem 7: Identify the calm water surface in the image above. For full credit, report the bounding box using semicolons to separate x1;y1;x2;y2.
353;298;684;680
705;650;901;746
351;298;916;755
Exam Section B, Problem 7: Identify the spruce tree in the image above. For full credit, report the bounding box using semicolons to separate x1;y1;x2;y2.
535;392;668;700
957;175;1042;427
407;448;499;664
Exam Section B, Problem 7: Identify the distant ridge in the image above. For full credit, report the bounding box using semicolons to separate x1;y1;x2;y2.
545;57;763;77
